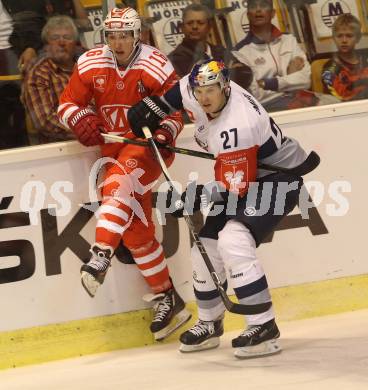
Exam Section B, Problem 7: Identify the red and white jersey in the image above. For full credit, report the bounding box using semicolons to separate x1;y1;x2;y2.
58;43;182;150
179;77;306;196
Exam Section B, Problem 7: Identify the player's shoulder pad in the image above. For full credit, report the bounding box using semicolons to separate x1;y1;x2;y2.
179;75;193;99
231;83;263;116
77;45;115;75
134;44;175;84
139;43;166;57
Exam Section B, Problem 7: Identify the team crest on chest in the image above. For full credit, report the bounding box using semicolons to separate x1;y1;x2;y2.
218;152;249;192
224;169;245;190
93;75;107;92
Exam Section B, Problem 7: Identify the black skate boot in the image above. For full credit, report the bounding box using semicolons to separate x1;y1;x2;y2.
148;286;191;341
80;244;113;298
179;318;224;353
232;319;281;359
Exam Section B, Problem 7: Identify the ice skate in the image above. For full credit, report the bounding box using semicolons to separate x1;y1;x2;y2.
179;318;224;352
232;319;282;359
80;244;113;298
144;286;191;341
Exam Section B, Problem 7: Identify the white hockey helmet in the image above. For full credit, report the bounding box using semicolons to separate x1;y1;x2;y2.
104;7;141;45
189;60;230;91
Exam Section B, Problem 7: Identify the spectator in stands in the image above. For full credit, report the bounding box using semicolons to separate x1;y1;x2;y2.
231;0;316;111
322;14;368;102
2;0;88;74
169;3;252;89
0;1;88;148
0;1;28;149
169;4;230;77
49;0;90;30
22;15;78;143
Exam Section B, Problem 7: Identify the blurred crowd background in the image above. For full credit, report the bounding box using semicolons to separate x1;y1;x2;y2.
0;0;367;149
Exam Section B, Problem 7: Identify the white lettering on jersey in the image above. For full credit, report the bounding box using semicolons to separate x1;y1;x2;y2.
269;117;284;149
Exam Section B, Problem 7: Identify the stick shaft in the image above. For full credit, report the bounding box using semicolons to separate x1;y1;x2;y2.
102;133;214;160
102;133;319;176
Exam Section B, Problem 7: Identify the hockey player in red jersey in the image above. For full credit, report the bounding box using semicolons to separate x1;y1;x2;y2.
58;7;190;340
127;60;319;358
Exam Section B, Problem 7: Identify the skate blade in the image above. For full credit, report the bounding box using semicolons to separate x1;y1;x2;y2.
154;309;192;341
179;337;220;353
81;271;100;298
234;339;282;359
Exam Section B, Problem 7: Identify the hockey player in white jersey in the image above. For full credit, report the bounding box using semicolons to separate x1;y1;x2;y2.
127;60;317;358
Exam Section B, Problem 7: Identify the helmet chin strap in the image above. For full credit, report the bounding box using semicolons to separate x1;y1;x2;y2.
123;40;140;65
112;40;141;68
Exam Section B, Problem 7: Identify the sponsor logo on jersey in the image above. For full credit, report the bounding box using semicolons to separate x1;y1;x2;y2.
243;93;261;115
116;81;124;90
321;1;350;28
193;271;206;284
229;268;244;279
93;75;107;92
101;104;130;132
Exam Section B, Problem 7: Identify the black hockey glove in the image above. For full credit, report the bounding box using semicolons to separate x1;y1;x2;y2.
127;96;172;138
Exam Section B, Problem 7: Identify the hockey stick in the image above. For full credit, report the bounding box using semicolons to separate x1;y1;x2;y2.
259;151;320;176
102;133;214;160
142;126;272;315
102;133;320;176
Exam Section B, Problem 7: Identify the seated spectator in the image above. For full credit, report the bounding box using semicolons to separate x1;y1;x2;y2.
48;0;90;30
2;0;47;74
322;14;368;102
0;0;28;149
231;0;317;111
22;15;79;143
2;0;89;74
169;3;252;89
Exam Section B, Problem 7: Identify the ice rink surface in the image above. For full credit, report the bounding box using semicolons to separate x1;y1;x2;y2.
1;309;367;390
